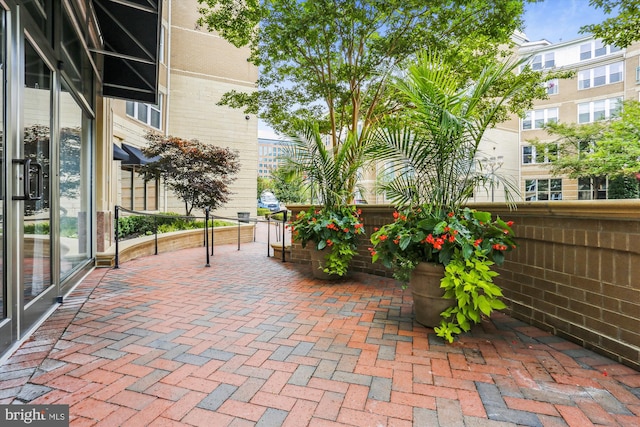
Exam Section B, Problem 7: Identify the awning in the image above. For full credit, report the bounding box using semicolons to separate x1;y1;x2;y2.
113;143;130;162
122;143;160;165
92;0;162;103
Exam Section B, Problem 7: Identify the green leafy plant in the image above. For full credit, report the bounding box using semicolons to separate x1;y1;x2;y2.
290;205;365;276
371;207;515;342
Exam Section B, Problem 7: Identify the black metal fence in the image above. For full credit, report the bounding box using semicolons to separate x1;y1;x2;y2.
114;206;289;268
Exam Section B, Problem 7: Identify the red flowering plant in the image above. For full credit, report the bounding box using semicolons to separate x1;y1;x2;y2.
291;205;365;276
370;206;516;342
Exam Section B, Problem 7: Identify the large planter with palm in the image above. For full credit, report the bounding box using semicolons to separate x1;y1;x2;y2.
369;51;533;341
286;122;367;279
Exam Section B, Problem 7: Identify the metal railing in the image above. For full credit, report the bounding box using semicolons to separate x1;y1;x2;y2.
114;206;289;268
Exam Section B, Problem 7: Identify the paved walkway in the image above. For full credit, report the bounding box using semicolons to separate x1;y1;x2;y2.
1;240;639;426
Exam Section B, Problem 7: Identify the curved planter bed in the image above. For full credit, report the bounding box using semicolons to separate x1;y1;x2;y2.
96;224;255;267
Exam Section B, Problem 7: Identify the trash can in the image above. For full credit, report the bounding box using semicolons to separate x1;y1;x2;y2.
237;212;250;223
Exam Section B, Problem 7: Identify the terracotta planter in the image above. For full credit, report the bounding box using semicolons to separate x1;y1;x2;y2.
409;262;454;328
309;246;342;280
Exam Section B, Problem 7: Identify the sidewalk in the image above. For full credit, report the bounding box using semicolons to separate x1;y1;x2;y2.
1;240;639;426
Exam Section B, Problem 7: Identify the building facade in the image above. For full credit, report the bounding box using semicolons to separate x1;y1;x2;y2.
0;0;164;359
517;36;640;201
98;0;258;253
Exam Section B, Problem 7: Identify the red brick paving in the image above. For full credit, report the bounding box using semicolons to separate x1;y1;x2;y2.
1;239;639;426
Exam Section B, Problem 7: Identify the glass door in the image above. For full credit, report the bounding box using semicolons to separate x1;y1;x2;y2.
0;8;8;352
21;39;54;332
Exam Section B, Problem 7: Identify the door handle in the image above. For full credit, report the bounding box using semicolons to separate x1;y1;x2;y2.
12;158;44;201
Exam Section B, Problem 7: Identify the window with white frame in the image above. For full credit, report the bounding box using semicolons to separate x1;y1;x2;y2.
159;25;166;64
578;62;624;89
126;94;163;129
530;52;555;71
580;40;621;61
577;97;622;123
525;178;562;201
522;107;558;130
522;144;557;164
545;79;558;95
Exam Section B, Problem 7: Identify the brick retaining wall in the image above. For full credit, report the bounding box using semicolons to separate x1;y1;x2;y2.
287;202;640;370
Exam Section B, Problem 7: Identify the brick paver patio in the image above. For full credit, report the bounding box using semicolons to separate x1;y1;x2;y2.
1;240;639;426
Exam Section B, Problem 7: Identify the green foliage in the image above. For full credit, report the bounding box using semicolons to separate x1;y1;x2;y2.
608;176;640;199
198;0;539;151
371;207;516;284
533;101;640;197
284;122;366;209
434;251;507;343
139;132;240;216
257;208;271;217
291;205;365;276
118;213;233;239
370;51;539;210
257;177;273;198
270;166;307;204
371;207;515;342
24;222;50;235
580;0;640;48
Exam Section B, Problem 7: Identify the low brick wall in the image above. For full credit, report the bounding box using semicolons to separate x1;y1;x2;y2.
288;202;640;370
96;224;255;267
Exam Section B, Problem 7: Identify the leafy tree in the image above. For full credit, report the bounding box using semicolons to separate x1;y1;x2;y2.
531;101;640;199
197;0;547;148
139;133;240;216
257;176;273;198
581;0;640;48
270;166;307;204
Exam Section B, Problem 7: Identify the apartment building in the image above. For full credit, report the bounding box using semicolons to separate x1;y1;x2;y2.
516;36;640;201
106;0;258;243
258;138;289;178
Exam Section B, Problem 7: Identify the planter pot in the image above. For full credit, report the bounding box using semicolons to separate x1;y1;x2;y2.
410;262;455;328
309;246;343;280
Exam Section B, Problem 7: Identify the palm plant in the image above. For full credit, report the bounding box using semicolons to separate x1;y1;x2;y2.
370;51;528;212
284;121;366;210
284;121;367;277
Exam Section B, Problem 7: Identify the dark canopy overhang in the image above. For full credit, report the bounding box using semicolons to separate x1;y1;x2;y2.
113;143;130;161
122;143;160;165
92;0;162;103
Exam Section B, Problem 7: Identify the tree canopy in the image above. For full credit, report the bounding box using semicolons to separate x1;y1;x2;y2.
197;0;545;149
581;0;640;48
140;133;240;216
530;101;640;199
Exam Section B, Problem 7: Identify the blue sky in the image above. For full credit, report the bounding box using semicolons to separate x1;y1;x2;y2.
522;0;609;42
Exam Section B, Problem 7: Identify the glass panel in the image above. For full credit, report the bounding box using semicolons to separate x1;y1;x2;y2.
594;40;606;57
609;63;622;83
23;40;52;302
126;101;134;116
544;53;554;68
534;110;545;128
525;180;537;201
580;43;591;60
0;11;4;321
23;1;48;37
593;66;606;86
522;111;531;130
522;146;532;164
578;70;590;89
578;103;590;123
547;108;558;125
532;55;542;70
137;104;147;123
593;100;605;121
60;82;90;279
578;177;592;200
